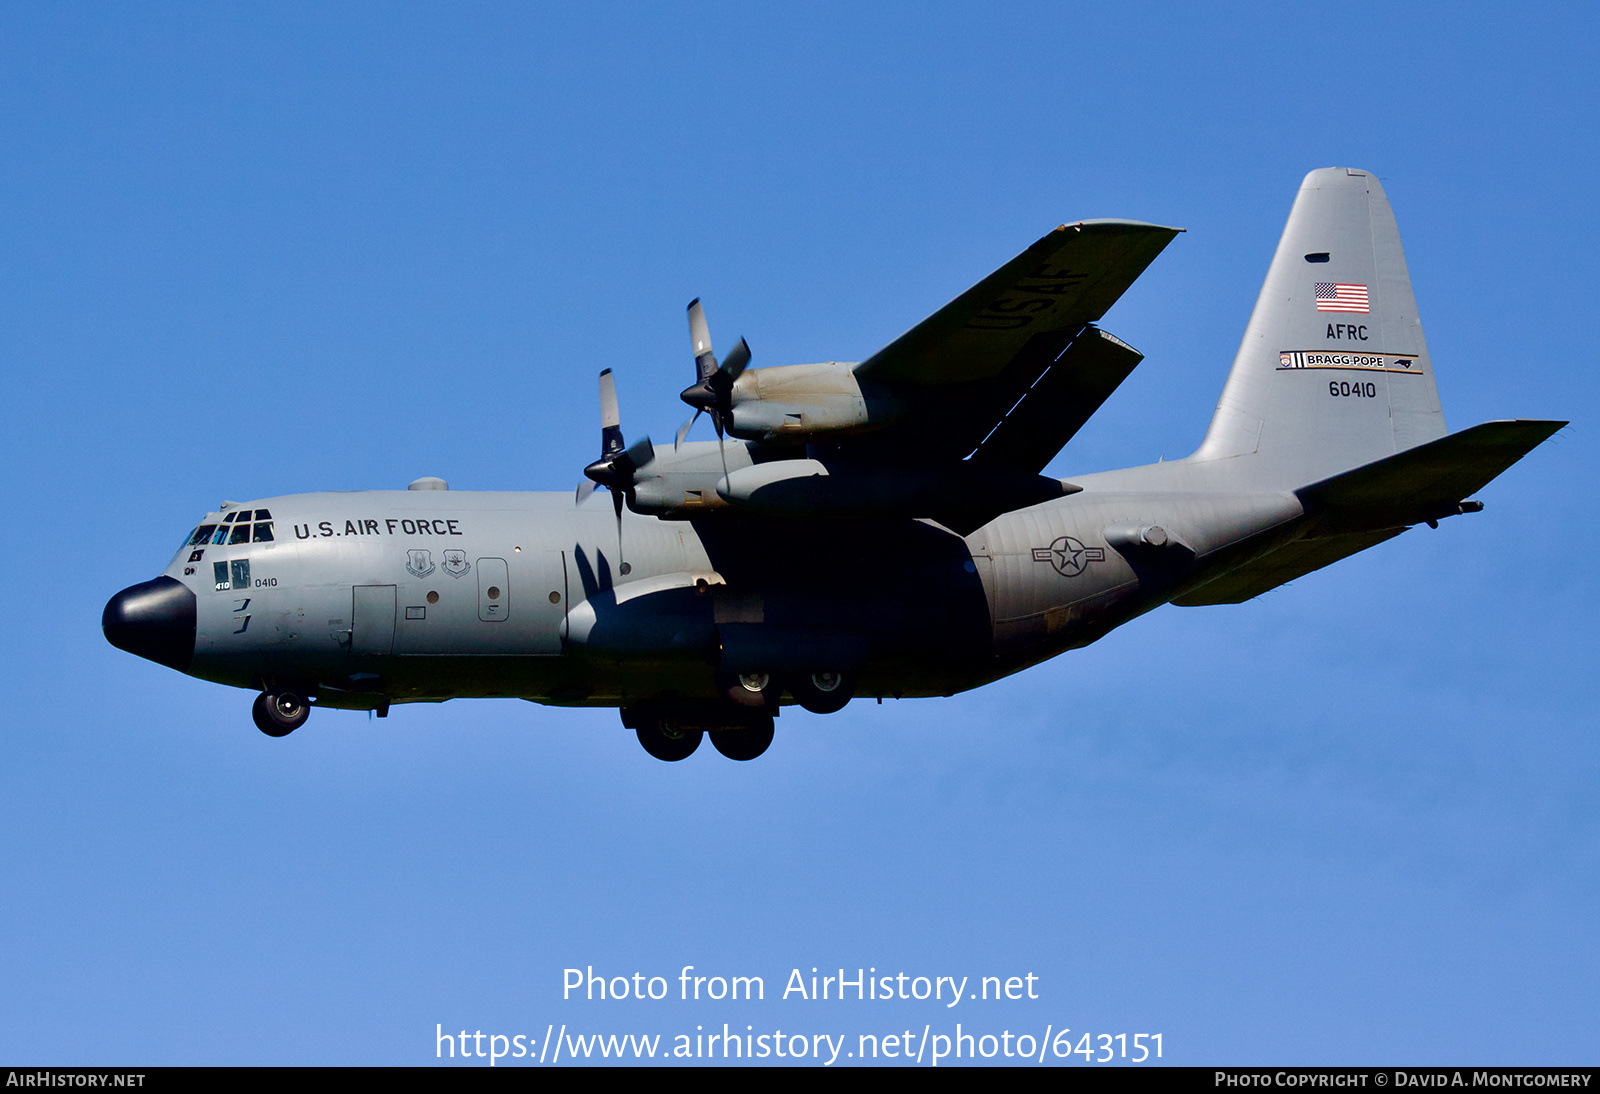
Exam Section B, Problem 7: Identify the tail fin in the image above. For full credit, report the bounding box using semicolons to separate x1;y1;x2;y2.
1193;168;1446;488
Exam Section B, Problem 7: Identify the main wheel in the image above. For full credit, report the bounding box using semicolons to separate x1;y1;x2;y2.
635;713;703;762
718;670;777;709
710;717;774;761
790;670;856;715
252;690;309;737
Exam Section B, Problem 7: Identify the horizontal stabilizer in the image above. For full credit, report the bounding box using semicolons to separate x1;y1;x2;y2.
1298;419;1566;534
1172;529;1404;605
970;326;1144;473
1176;419;1565;605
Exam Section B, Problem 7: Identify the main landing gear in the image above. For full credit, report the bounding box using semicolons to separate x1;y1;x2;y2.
625;668;857;762
709;719;775;761
627;704;777;762
252;689;311;737
624;702;777;763
634;715;704;762
789;670;857;715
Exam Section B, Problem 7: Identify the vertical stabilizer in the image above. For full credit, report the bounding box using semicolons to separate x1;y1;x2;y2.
1193;168;1445;488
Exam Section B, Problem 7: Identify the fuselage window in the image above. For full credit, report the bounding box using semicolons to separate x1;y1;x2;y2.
223;512;240;523
190;525;217;546
231;560;250;590
229;524;251;545
212;526;231;545
252;522;274;542
254;509;272;521
213;561;230;591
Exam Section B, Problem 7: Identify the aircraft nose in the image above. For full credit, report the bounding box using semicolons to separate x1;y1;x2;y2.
103;576;196;672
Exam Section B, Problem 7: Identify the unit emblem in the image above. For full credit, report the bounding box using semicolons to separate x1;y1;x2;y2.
442;550;470;578
406;549;436;578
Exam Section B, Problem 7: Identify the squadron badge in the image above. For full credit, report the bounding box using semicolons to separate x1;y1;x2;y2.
406;549;436;578
442;550;470;578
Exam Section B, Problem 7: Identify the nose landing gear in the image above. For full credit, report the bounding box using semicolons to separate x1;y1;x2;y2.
252;690;310;737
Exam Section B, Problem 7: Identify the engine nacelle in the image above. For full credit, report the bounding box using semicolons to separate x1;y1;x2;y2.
724;362;902;442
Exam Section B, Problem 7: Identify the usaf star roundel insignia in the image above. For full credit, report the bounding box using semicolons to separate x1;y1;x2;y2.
1030;535;1106;577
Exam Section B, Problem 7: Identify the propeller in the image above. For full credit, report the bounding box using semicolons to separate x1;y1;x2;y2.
675;298;751;452
577;369;655;557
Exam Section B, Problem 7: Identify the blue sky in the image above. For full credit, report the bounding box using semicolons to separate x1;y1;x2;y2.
2;2;1595;1066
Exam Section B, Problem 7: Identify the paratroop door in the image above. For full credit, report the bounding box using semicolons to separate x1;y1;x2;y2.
351;585;396;655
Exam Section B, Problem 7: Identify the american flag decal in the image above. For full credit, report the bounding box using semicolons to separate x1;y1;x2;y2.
1315;283;1370;313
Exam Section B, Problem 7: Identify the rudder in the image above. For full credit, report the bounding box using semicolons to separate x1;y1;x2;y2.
1192;168;1446;489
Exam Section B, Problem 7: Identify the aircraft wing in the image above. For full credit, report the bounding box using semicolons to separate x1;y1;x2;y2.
846;220;1180;468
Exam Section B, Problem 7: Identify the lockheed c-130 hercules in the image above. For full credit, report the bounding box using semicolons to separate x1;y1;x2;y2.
104;168;1563;761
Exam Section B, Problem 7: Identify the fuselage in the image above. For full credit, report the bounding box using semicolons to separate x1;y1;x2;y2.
108;462;1306;714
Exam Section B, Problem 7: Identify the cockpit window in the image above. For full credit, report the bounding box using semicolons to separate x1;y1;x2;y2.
195;511;274;554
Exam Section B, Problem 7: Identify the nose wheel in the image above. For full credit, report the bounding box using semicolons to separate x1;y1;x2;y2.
252;690;310;737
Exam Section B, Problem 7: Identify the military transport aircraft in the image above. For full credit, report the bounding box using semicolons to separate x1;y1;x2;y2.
104;168;1563;761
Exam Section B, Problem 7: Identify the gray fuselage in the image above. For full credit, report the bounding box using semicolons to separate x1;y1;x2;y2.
150;461;1303;713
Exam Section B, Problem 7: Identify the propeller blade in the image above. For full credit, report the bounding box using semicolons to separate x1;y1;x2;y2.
598;368;623;457
675;409;701;449
721;338;751;381
687;298;718;382
612;487;627;568
622;434;655;472
586;369;646;566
